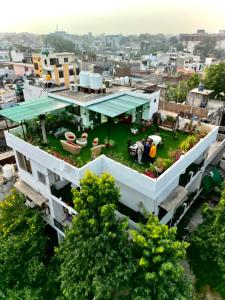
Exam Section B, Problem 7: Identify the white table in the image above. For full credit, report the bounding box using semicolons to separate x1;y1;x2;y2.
148;135;162;145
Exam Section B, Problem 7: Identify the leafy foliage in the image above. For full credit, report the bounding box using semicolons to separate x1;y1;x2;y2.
58;171;193;300
204;63;225;99
45;34;75;52
0;190;58;299
187;73;200;90
130;214;193;299
166;81;189;102
58;171;137;299
187;187;225;298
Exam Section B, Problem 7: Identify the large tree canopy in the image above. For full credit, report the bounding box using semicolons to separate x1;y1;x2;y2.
45;35;75;53
204;63;225;99
130;215;192;299
58;171;193;300
0;190;58;299
187;187;225;298
58;172;137;299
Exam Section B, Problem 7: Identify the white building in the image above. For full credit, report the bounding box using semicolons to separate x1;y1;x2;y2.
1;90;224;241
0;51;10;63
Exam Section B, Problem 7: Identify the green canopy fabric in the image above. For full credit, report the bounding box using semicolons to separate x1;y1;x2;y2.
86;94;149;118
0;96;71;122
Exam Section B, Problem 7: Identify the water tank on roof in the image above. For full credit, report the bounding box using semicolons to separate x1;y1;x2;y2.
119;77;125;85
89;73;103;90
79;71;90;87
198;82;205;91
124;76;129;85
2;164;13;179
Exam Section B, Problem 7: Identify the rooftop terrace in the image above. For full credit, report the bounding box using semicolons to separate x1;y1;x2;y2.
12;120;189;174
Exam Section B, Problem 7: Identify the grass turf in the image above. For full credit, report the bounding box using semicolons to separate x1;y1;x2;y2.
44;122;188;173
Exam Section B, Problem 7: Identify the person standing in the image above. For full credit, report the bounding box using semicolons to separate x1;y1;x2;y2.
149;142;157;164
137;141;144;164
143;140;150;163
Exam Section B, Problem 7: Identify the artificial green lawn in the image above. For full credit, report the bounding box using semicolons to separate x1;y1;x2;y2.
44;122;188;173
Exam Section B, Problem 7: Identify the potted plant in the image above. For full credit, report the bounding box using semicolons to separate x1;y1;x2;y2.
144;164;157;178
154;157;165;173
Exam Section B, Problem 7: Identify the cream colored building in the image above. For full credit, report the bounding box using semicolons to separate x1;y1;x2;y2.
41;52;78;87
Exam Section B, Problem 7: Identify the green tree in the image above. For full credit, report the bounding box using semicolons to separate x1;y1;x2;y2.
130;214;192;299
58;171;193;299
187;187;225;298
58;172;137;300
187;73;200;90
45;35;75;53
204;62;225;99
0;190;59;299
166;80;189;102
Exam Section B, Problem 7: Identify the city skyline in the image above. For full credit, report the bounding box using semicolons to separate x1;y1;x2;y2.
0;0;225;35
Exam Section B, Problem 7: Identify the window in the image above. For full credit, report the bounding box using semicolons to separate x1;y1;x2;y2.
37;171;46;185
50;58;58;65
34;63;39;70
69;69;74;76
16;151;32;174
44;59;47;65
47;70;51;76
59;70;64;78
64;57;68;63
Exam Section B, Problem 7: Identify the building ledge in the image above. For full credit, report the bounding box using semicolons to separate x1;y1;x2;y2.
159;186;188;212
14;180;48;207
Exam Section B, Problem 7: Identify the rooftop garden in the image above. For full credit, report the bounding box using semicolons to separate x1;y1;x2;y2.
11;112;209;177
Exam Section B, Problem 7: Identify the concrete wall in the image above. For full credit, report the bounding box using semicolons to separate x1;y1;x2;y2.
23;82;47;100
5;121;219;223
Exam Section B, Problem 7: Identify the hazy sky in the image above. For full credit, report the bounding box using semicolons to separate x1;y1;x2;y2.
1;0;225;34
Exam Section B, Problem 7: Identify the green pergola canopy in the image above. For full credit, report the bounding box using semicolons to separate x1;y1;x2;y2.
0;96;71;122
86;94;149;118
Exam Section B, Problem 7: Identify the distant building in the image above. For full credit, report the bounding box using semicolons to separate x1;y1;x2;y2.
10;50;24;63
32;54;43;78
180;29;225;51
105;35;122;48
41;52;78;87
141;41;150;53
7;62;34;77
0;51;10;63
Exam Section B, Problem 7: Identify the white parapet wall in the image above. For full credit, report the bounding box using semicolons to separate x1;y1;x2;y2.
4;121;219;216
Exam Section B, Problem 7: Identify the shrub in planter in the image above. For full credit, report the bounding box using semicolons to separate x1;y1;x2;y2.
154;157;165;173
180;139;190;153
186;135;197;148
144;164;157;178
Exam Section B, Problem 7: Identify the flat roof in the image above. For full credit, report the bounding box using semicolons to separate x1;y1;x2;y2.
0;96;71;122
53;85;133;105
191;88;214;95
86;94;149;118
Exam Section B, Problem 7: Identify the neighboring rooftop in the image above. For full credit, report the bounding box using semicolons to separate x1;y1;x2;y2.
207;99;225;116
54;85;134;104
190;88;214;96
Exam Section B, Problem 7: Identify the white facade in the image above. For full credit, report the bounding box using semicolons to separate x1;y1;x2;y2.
4;119;220;238
0;51;10;62
10;50;24;63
